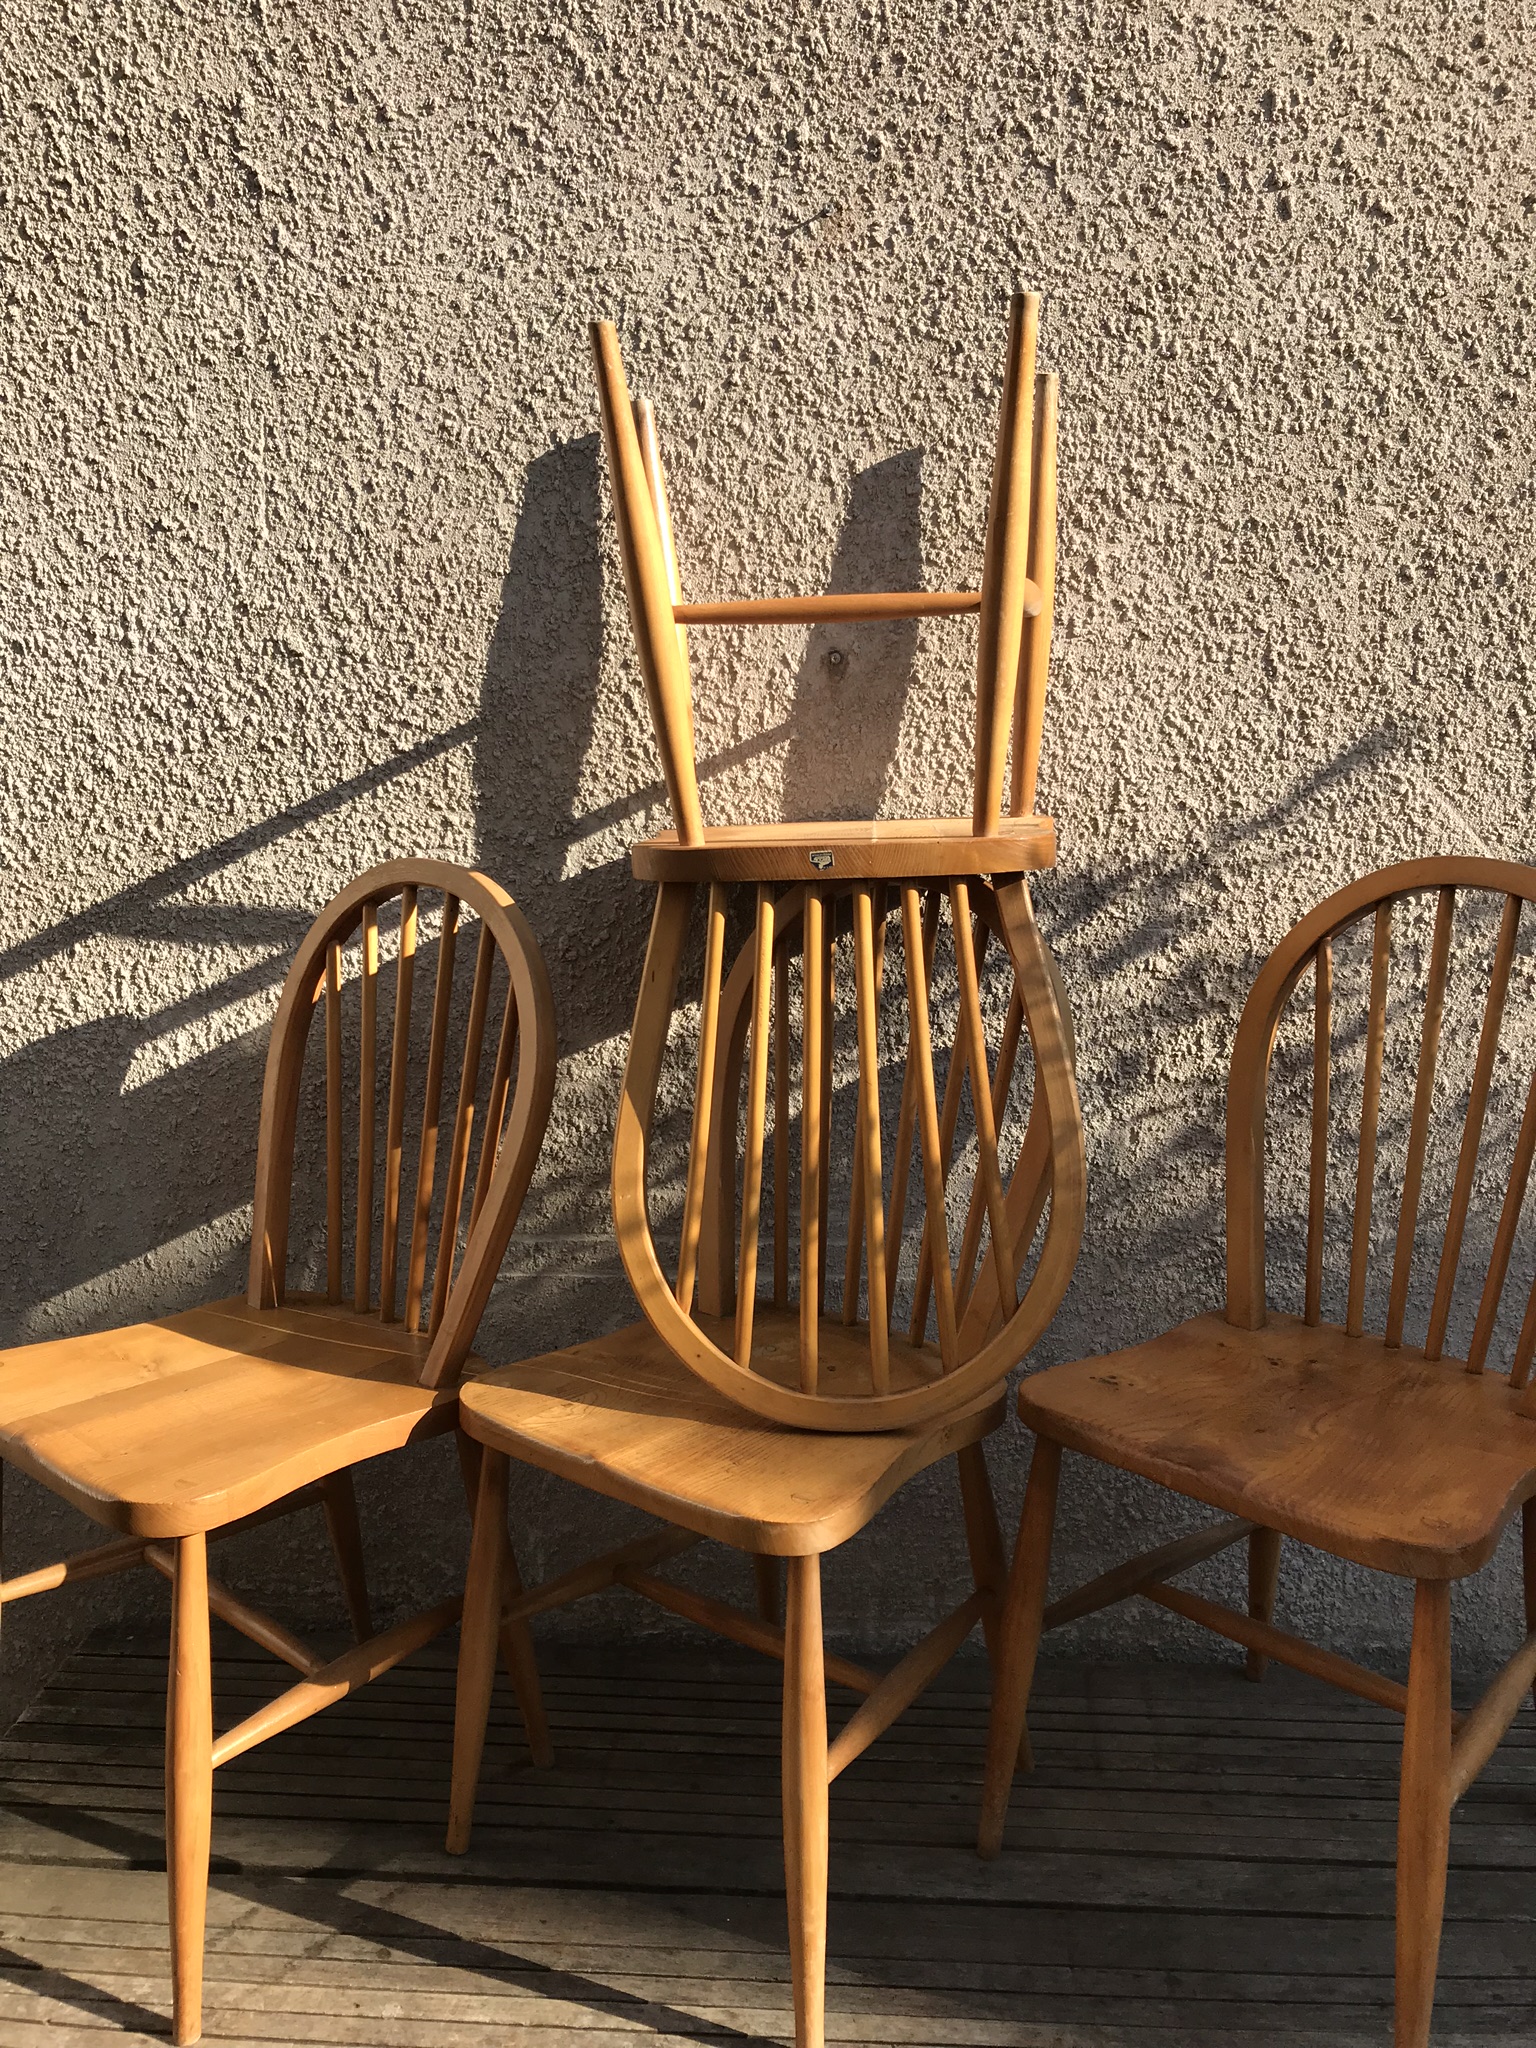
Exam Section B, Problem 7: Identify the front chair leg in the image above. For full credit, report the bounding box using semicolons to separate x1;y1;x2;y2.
1396;1579;1452;2048
320;1469;374;1642
1245;1526;1282;1682
978;1434;1062;1859
783;1554;828;2048
455;1432;550;1768
166;1532;213;2046
447;1448;508;1853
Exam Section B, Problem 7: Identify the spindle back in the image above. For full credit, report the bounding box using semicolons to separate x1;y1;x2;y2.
1228;857;1536;1393
250;859;557;1390
591;291;1060;859
613;870;1086;1432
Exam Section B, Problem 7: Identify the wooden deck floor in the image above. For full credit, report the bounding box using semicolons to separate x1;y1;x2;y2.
0;1629;1532;2044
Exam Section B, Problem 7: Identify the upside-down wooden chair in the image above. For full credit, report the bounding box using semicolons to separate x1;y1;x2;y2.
980;857;1536;2048
446;293;1086;2048
0;858;555;2045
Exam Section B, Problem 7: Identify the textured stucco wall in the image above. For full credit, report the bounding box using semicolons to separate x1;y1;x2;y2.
1;2;1533;1725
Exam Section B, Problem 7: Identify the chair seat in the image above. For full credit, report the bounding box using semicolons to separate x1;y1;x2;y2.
1019;1310;1536;1579
0;1296;461;1539
460;1311;1005;1556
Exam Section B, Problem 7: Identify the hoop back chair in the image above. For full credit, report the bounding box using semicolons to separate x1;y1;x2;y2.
980;858;1536;2048
449;295;1086;2048
0;858;555;2044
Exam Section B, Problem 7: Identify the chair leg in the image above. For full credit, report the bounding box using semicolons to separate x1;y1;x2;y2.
1396;1579;1452;2048
783;1554;828;2048
1523;1499;1536;1710
166;1532;213;2047
754;1554;782;1624
977;1434;1062;1860
454;1431;551;1768
320;1470;374;1642
1245;1526;1282;1682
447;1448;508;1853
957;1440;1031;1770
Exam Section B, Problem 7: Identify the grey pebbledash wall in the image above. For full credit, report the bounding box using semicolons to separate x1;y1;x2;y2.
0;1;1533;1728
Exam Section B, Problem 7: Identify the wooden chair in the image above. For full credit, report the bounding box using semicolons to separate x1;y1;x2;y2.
979;856;1536;2048
0;858;555;2045
446;293;1086;2048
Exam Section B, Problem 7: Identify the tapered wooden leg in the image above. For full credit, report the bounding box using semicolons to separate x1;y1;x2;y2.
978;1434;1061;1859
1245;1526;1282;1682
1395;1579;1452;2048
447;1448;507;1853
320;1470;374;1642
454;1431;550;1769
957;1441;1031;1769
166;1533;213;2046
498;1531;553;1769
783;1554;828;2048
755;1554;782;1625
1523;1499;1536;1710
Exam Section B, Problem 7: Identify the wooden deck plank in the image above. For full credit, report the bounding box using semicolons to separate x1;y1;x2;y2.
1;1629;1534;2042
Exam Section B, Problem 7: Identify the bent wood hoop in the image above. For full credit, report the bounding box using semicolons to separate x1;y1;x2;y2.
250;857;557;1389
613;872;1085;1431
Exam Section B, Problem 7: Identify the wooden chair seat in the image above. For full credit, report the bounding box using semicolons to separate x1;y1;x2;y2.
1019;1310;1536;1580
461;1312;1006;1556
0;1296;461;1541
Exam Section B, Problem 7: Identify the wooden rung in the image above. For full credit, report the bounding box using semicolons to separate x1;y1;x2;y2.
735;887;776;1366
212;1596;462;1768
885;887;941;1321
1043;1518;1255;1632
428;920;496;1338
951;881;1016;1317
773;940;791;1309
903;885;959;1368
469;989;519;1237
955;989;1024;1316
618;1567;879;1696
677;882;729;1314
826;1590;986;1781
1010;365;1058;818
1427;891;1522;1360
380;886;418;1321
354;903;379;1312
325;941;345;1302
1386;888;1454;1347
1304;939;1332;1328
1346;902;1392;1337
503;1526;701;1626
405;894;461;1333
0;1535;149;1603
1449;1628;1536;1803
852;884;890;1389
911;912;988;1342
1141;1581;1410;1715
144;1545;322;1676
675;590;1025;625
800;889;826;1389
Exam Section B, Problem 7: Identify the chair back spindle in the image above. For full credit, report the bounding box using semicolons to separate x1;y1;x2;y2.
250;859;556;1390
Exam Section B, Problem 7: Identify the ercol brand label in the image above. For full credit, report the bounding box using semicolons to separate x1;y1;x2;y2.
808;850;834;872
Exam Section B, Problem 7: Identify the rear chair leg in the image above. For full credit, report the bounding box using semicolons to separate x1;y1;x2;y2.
320;1470;374;1642
447;1448;508;1852
1395;1579;1452;2048
957;1440;1031;1769
754;1554;783;1625
1245;1526;1282;1681
783;1554;828;2048
978;1434;1061;1859
166;1533;213;2046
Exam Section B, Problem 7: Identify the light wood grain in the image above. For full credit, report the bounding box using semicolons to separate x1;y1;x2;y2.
1396;1580;1452;2048
1011;368;1058;817
783;1554;828;2048
353;903;379;1313
324;941;344;1305
166;1533;212;2045
1345;902;1391;1336
379;885;417;1323
1385;888;1454;1347
677;882;727;1316
1304;939;1331;1326
631;814;1057;884
405;893;459;1335
974;289;1038;836
734;887;776;1366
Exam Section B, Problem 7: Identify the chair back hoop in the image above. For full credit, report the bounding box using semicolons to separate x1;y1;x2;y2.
591;291;1060;850
1226;856;1536;1402
250;858;557;1390
612;870;1086;1432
